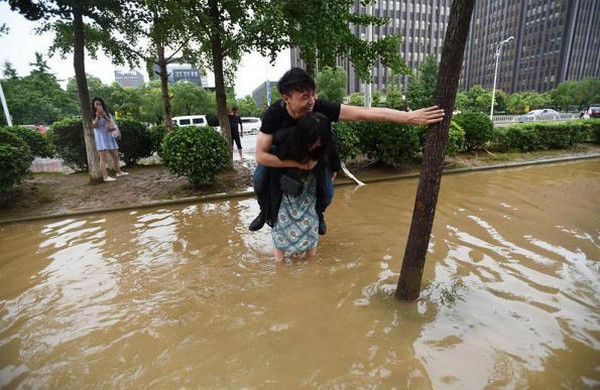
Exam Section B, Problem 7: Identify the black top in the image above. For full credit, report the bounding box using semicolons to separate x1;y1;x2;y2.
260;99;342;173
260;99;341;135
228;114;242;135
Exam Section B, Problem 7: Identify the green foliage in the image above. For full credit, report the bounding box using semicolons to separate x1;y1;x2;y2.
332;122;360;162
492;120;595;152
406;56;437;109
316;66;347;104
149;124;168;156
1;126;54;158
452;112;494;151
161;126;229;187
0;55;79;125
46;117;87;171
355;122;421;166
270;0;408;79
549;78;600;108
506;91;551;114
171;81;217;117
115;118;153;165
372;91;382;107
347;93;365;107
385;82;404;110
445;121;466;156
235;95;262;117
0;129;33;193
418;120;466;156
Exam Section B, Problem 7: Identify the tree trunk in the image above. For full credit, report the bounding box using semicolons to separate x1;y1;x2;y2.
72;7;102;184
208;0;233;168
156;43;173;131
395;0;476;301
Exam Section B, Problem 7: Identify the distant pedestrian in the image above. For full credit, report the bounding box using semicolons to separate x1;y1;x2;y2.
228;107;243;160
91;97;128;182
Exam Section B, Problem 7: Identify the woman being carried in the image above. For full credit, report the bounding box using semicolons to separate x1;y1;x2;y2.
269;112;334;262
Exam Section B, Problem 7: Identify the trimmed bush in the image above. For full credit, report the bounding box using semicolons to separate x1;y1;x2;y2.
1;126;54;158
418;120;466;156
161;126;228;187
332;122;361;162
46;117;87;171
356;122;421;166
491;120;597;152
453;112;494;151
149;124;167;156
0;129;33;192
445;121;466;156
592;120;600;144
115;118;153;165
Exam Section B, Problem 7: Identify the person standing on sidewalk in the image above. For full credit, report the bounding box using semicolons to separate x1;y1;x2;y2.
228;107;244;161
92;97;128;182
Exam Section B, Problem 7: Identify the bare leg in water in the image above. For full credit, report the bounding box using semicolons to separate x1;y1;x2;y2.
274;248;285;263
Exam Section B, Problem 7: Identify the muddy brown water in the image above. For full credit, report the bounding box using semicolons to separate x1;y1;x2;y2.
1;160;599;389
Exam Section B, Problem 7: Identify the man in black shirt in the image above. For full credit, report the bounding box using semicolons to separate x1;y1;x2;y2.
249;68;445;234
228;107;243;160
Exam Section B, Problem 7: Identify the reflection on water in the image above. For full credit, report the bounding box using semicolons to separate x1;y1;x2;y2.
1;160;599;389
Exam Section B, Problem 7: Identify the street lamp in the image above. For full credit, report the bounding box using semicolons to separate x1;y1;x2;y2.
490;36;514;119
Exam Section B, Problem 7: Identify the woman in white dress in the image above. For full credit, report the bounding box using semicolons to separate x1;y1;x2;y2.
91;97;127;182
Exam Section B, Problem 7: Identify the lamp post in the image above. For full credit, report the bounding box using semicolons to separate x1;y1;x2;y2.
490;36;514;119
0;81;12;126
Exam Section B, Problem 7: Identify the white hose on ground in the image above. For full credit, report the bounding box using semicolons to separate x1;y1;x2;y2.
340;162;365;186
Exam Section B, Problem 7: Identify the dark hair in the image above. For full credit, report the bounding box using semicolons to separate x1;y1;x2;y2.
91;97;109;117
277;68;316;96
288;112;331;163
231;106;238;111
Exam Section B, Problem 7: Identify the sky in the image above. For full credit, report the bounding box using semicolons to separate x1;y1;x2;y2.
0;3;290;98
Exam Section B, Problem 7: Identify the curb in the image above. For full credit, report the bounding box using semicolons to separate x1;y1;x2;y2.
1;153;599;225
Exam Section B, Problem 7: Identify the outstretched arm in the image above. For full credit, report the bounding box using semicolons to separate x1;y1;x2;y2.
339;105;445;125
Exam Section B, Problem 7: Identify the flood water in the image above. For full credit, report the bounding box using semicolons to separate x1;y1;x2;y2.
1;160;599;389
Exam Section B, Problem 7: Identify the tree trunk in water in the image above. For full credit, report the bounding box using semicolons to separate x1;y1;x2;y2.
395;0;476;301
156;43;173;132
208;0;233;168
73;7;102;184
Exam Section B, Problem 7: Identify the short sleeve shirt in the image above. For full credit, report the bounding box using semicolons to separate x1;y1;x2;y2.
228;114;242;135
260;99;341;135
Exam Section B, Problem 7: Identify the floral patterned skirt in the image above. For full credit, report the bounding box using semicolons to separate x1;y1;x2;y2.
272;174;318;252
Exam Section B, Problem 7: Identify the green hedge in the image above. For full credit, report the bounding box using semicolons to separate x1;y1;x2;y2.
161;126;229;187
115;118;153;165
332;122;361;162
46;117;87;171
445;121;466;156
355;121;421;166
0;129;33;193
1;126;54;158
149;124;168;156
453;112;494;151
492;120;597;152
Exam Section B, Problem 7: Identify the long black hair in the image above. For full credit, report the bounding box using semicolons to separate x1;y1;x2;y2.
91;97;109;117
287;112;332;163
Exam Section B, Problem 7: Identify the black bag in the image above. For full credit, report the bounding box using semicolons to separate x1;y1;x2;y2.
280;173;304;196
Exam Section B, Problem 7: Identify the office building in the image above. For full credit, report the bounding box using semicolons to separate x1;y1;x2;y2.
292;0;600;96
461;0;600;93
291;0;452;94
252;80;278;108
114;70;144;88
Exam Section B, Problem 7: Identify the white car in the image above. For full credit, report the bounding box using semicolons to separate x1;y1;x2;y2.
241;117;261;135
172;115;208;127
518;109;560;122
